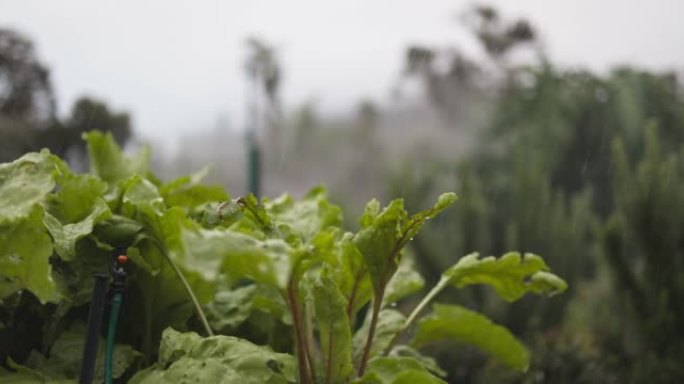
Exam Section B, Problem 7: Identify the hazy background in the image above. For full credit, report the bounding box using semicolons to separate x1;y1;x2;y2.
2;1;684;382
2;0;682;147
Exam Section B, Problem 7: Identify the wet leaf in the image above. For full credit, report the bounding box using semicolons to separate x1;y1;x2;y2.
353;309;405;364
384;258;424;306
353;356;445;384
12;324;140;382
160;167;229;210
267;186;342;242
412;304;529;371
84;131;149;184
314;268;353;383
129;328;295;384
354;193;456;296
0;207;56;303
0;150;62;225
442;252;567;301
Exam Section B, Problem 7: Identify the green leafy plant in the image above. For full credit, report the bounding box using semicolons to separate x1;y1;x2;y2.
0;132;566;383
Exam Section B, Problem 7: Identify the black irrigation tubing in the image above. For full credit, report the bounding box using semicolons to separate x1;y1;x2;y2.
79;274;109;384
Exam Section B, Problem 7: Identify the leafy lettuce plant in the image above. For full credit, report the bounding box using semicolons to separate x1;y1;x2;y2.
0;132;566;383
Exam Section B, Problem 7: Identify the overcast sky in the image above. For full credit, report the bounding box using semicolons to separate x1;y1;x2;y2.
2;0;683;145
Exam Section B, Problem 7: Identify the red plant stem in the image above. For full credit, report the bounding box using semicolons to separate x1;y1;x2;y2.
303;301;318;381
357;294;383;377
288;283;311;384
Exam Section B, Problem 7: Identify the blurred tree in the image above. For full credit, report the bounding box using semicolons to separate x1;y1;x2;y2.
393;5;684;382
0;28;55;123
0;27;133;164
0;117;36;162
489;65;684;216
65;97;131;144
0;28;55;162
245;38;280;106
403;4;540;126
463;5;538;64
404;45;485;124
39;97;132;167
601;127;684;382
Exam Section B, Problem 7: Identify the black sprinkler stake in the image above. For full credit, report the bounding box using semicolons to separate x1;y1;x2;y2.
79;274;108;384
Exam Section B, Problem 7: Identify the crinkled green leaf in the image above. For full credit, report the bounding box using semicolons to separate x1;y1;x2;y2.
115;179;197;288
145;263;213;331
84;131;150;184
388;346;446;378
353;356;445;384
121;175;165;216
384;258;424;306
159;166;211;196
0;150;63;225
92;215;144;250
118;177;188;255
43;198;111;261
354;199;406;294
529;271;569;295
251;285;292;325
120;202;215;352
401;193;457;244
267;186;342;241
0;358;72;384
129;328;296;384
52;236;112;306
45;172;108;223
125;244;157;274
167;184;229;210
337;237;373;318
290;228;340;286
314;268;353;383
17;324;140;382
353;309;405;364
129;238;214;357
235;194;274;233
181;227;291;288
131;358;244;383
0;207;56;303
412;304;530;372
201;200;244;228
205;285;258;331
131;226;214;338
442;252;567;302
354;193;456;295
160;167;229;210
40;171;112;260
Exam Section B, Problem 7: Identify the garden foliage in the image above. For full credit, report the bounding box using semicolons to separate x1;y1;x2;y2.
0;133;566;383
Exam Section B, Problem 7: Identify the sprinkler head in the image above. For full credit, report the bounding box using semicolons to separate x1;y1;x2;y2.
116;254;128;266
